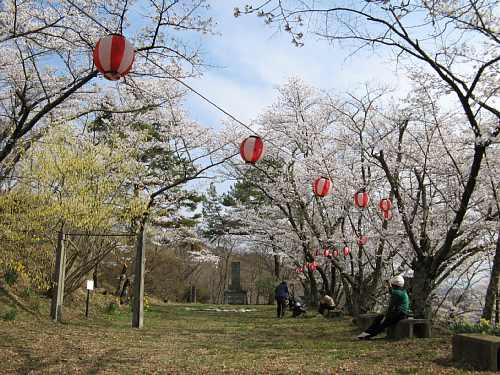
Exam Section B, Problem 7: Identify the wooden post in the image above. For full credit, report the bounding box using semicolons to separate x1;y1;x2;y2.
132;223;145;328
50;228;66;322
85;289;90;318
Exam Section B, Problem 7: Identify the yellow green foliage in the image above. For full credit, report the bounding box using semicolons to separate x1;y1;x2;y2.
0;125;148;290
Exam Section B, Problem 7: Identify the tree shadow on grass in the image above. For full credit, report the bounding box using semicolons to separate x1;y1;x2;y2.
434;356;479;372
0;330;135;375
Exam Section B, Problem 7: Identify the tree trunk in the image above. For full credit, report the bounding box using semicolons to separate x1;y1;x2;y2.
341;275;354;315
330;263;336;297
190;285;197;303
93;263;99;290
274;254;280;280
115;263;128;296
412;258;434;319
351;284;361;317
308;269;319;307
132;222;146;328
496;291;499;325
317;266;330;293
482;228;500;321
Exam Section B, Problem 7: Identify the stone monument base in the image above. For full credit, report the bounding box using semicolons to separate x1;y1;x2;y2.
224;290;247;305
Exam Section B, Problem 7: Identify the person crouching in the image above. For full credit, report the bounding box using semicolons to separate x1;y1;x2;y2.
357;275;410;339
318;290;336;316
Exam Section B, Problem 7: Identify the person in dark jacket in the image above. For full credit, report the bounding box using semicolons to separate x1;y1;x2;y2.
275;281;289;318
357;275;410;339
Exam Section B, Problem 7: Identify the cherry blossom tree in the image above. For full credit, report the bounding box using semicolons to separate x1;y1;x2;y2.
222;77;497;318
0;0;215;180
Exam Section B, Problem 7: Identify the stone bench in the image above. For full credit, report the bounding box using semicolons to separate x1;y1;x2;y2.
453;333;500;371
355;313;384;331
386;318;432;339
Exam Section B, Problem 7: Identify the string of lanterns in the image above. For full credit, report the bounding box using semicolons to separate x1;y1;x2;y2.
89;35;393;223
91;35;394;281
237;135;396;276
295;244;353;274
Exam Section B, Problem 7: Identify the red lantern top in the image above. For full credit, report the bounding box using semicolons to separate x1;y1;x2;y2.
357;236;368;246
354;191;370;208
240;136;265;164
343;246;351;256
379;198;393;212
313;177;332;197
93;34;135;81
323;248;330;257
383;210;393;221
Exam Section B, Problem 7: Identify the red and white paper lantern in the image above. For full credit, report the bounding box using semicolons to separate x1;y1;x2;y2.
312;177;332;197
93;34;135;81
354;191;370;208
323;248;330;257
239;136;265;164
379;198;393;212
307;261;319;271
383;210;393;221
343;246;351;256
357;236;368;246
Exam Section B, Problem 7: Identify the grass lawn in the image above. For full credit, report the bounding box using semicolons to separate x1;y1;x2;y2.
0;303;493;374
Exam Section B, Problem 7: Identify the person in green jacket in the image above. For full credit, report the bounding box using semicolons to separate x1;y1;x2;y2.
357;275;410;339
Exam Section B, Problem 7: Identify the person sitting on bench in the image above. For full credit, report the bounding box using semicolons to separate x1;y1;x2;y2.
318;290;336;316
357;275;410;339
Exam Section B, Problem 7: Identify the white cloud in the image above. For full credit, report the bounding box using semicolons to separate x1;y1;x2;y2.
184;2;412;129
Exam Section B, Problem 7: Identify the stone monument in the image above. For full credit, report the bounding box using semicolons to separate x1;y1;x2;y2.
223;262;247;304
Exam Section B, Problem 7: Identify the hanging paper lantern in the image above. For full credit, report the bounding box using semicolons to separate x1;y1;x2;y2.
307;261;319;271
383;210;393;221
239;136;265;164
357;236;368;246
379;198;393;212
354;191;370;208
93;34;135;81
323;248;330;257
312;177;332;197
343;246;351;256
332;249;339;257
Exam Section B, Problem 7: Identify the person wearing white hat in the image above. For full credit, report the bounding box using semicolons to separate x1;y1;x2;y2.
357;275;410;340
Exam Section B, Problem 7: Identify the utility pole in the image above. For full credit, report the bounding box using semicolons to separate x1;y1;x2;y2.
50;226;66;322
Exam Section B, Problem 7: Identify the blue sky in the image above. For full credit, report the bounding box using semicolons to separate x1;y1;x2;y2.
184;2;411;129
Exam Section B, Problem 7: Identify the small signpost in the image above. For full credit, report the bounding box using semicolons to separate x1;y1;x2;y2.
85;280;94;318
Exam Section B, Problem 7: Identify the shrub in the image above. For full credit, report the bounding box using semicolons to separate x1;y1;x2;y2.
144;294;151;312
449;318;498;336
4;269;19;286
21;287;33;298
105;301;119;315
2;309;17;321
